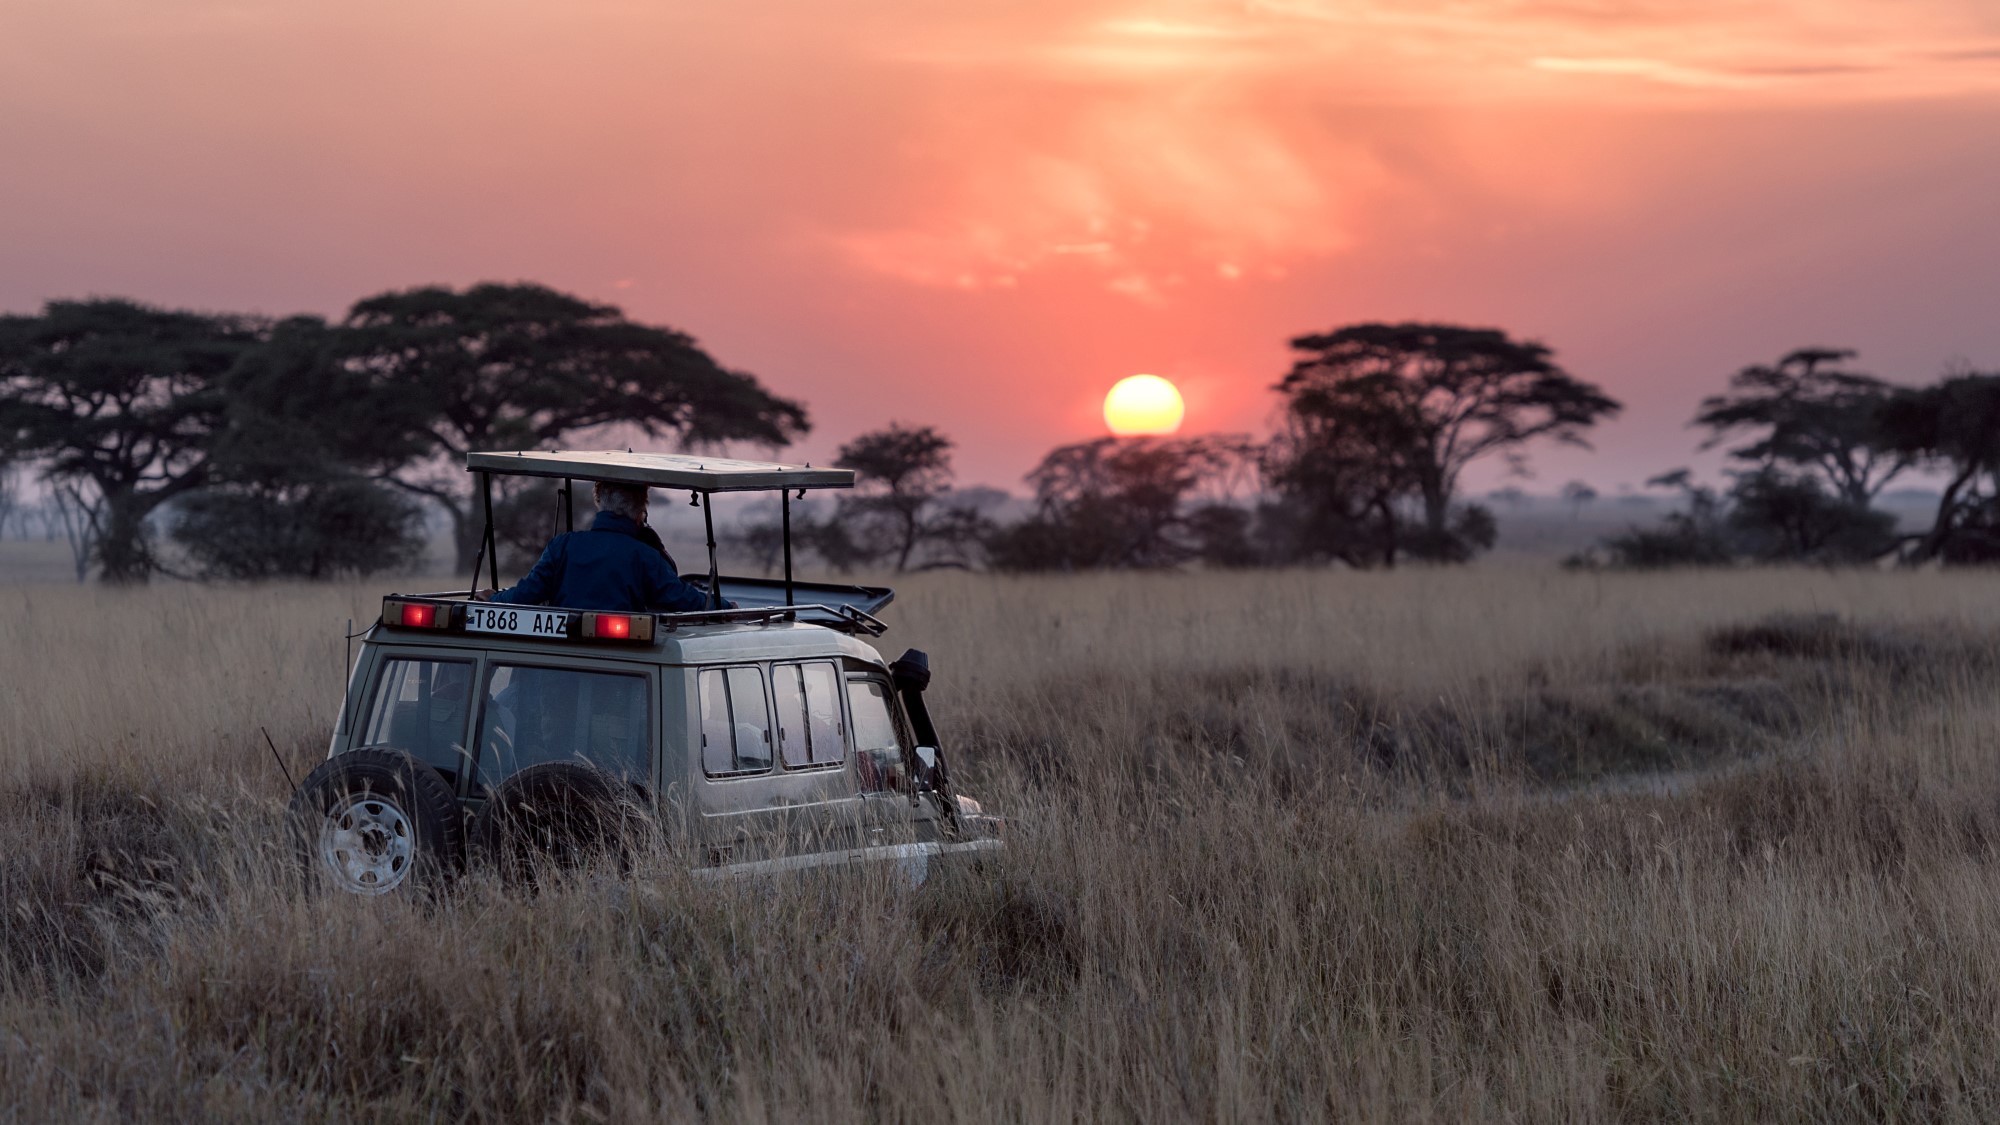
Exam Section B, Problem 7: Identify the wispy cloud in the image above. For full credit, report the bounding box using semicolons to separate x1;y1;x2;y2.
1530;56;1758;89
842;0;2000;296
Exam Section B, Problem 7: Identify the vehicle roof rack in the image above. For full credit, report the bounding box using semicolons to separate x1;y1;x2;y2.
657;603;889;637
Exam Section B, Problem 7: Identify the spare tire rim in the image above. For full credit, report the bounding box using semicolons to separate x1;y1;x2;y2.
319;792;417;895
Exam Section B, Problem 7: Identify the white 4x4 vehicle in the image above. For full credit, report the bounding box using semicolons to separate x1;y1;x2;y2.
288;451;1000;897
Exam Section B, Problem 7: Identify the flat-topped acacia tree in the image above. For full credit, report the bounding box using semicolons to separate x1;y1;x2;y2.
1694;347;1912;506
335;283;810;571
0;299;261;582
1272;322;1620;562
832;423;958;572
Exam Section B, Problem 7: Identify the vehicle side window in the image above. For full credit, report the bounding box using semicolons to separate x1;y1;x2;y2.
773;661;845;770
847;678;903;792
700;666;775;777
360;658;474;780
699;670;734;775
803;662;845;766
477;665;649;788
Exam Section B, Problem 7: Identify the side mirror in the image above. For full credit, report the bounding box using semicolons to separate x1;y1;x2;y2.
913;746;941;789
910;746;960;830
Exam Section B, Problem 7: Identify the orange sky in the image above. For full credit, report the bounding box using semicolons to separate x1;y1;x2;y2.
3;0;1999;492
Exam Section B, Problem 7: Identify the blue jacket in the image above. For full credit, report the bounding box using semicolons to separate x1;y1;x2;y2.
493;511;716;613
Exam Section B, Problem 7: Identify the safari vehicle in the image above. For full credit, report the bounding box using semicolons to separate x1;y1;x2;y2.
287;450;1000;897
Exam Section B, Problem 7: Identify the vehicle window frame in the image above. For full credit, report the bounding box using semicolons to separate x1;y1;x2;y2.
844;672;913;751
469;658;655;793
698;662;781;781
353;649;480;784
843;672;913;795
771;659;847;773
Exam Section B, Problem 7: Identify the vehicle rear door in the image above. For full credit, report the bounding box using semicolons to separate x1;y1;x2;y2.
345;646;481;792
465;653;656;799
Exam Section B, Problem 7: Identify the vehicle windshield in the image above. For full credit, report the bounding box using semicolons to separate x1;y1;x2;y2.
476;664;649;788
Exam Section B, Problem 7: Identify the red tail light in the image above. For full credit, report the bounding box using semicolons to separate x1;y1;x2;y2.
400;603;435;628
580;612;652;641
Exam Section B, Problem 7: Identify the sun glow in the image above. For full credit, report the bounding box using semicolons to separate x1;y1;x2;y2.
1103;374;1185;436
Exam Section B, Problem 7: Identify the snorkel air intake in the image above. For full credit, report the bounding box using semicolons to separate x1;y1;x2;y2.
890;648;958;828
889;649;939;750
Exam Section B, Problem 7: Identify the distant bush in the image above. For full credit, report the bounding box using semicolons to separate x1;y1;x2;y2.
1401;503;1498;564
1586;521;1736;569
1575;471;1735;569
171;479;426;580
1578;467;1896;570
1182;503;1261;568
1725;469;1895;563
987;436;1255;572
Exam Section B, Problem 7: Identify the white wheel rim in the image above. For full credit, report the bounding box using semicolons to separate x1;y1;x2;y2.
317;791;417;895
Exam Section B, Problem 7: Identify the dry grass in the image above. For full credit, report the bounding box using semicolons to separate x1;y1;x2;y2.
6;568;2000;1120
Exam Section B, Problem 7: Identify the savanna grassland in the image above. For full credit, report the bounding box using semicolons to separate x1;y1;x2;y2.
7;568;2000;1121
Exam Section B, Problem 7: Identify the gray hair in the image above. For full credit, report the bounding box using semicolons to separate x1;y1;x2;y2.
593;481;650;522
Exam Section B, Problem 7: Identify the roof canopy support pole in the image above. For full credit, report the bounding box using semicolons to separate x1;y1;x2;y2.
467;470;493;598
781;490;795;607
482;470;500;594
700;491;720;610
562;478;575;532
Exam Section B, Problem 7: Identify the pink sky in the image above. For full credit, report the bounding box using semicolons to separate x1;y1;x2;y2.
3;0;1998;493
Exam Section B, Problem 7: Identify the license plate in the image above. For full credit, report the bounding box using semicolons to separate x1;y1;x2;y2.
466;604;571;638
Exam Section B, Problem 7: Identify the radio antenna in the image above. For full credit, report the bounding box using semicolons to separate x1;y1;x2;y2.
262;727;300;800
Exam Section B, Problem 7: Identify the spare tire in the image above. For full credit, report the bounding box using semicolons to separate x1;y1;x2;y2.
472;762;649;883
288;748;464;897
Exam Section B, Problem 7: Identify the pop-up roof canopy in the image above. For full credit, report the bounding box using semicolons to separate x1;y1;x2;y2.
458;449;857;618
465;449;853;493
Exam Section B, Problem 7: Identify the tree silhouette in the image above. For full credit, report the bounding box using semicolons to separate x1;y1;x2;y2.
1262;323;1611;564
1877;372;2000;563
1260;392;1417;566
1275;323;1618;561
834;423;958;572
1694;348;1910;505
1589;470;1735;568
1724;469;1894;563
170;316;433;579
334;283;810;570
0;299;260;582
172;480;426;580
989;435;1248;570
1561;480;1598;520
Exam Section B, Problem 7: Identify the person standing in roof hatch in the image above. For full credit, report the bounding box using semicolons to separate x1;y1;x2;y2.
476;481;728;613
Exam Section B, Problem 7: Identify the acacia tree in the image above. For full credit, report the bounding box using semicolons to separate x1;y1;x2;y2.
1877;372;2000;563
1272;322;1616;556
988;435;1250;570
0;299;261;582
335;283;811;570
1561;480;1598;520
833;423;958;572
1694;347;1910;504
1260;391;1420;567
170;316;434;579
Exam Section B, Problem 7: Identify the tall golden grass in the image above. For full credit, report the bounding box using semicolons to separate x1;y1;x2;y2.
5;568;2000;1120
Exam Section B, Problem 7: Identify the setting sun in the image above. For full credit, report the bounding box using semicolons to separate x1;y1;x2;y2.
1104;374;1185;436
